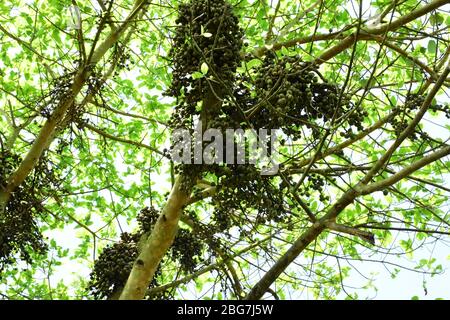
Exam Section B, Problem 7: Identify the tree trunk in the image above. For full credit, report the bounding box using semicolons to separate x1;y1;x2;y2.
119;176;190;299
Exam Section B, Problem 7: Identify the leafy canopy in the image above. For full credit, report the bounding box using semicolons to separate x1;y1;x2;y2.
0;0;449;300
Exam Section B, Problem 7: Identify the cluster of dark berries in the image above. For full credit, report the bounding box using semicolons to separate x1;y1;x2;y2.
429;102;450;118
88;206;162;299
88;232;141;300
211;164;288;232
249;55;367;140
167;0;243;130
165;0;245;193
171;229;205;273
37;72;75;118
0;151;63;275
390;94;425;138
137;206;159;232
114;44;133;73
280;173;330;202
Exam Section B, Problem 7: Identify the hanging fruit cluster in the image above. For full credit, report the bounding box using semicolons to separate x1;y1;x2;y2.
429;101;450;118
209;164;288;232
37;72;75;119
136;206;159;232
88;232;141;299
171;229;204;273
88;206;205;299
389;93;424;138
248;55;367;139
0;150;62;275
166;0;244;192
88;206;168;299
280;173;331;202
164;1;343;236
390;94;450;140
166;0;244;129
113;42;133;74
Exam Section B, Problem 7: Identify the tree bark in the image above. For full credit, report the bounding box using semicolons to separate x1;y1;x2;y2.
119;70;225;299
119;176;190;299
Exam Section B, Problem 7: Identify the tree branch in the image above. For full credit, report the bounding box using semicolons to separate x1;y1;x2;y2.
186;186;217;205
325;221;375;245
253;0;449;64
285;111;396;171
179;214;244;298
358;62;450;186
361;145;450;195
245;61;450;299
244;221;326;300
119;176;190;299
0;0;151;214
356;224;450;236
84;123;165;157
146;235;273;297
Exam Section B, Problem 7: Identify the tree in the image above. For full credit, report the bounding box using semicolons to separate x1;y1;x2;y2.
0;0;449;300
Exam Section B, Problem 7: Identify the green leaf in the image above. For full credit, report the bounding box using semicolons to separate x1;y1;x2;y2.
427;40;436;54
247;58;262;69
196;280;204;292
201;62;209;75
430;13;444;26
192;71;204;79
